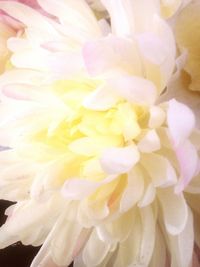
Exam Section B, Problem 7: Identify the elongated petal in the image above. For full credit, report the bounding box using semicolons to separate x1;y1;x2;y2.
120;167;144;212
167;99;195;147
82;230;110;266
157;187;188;235
101;0;159;36
167;207;194;267
175;140;199;193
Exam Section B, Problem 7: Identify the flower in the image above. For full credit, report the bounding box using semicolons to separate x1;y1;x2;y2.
0;1;199;267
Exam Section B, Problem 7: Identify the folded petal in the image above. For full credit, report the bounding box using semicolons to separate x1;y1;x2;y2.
167;99;195;147
108;75;157;105
157;187;188;235
100;145;140;174
141;153;177;187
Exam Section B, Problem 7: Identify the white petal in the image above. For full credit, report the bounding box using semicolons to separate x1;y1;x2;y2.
138;129;161;153
120;167;144;212
149;226;167;267
108;75;157;105
141;153;177;187
168;207;194;267
138;183;156;208
157;187;188;235
136;32;170;64
100;145;140;174
101;0;159;36
37;0;101;41
148;106;166;128
83;230;110;266
62;179;99;200
96;210;135;243
62;175;116;200
82;35;142;76
114;206;155;266
83;84;119;111
167;99;195;147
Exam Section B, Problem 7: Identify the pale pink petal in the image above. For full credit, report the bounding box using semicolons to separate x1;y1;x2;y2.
167;99;195;147
82;35;142;76
136;32;170;65
175;140;199;193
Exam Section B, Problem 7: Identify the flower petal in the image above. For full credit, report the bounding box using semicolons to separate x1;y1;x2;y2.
175;140;199;193
82;230;110;266
167;99;195;147
83;84;119;111
100;145;140;174
120;166;144;212
157;187;188;235
82;35;142;76
141;153;177;187
138;129;161;153
167;207;194;267
108;75;157;105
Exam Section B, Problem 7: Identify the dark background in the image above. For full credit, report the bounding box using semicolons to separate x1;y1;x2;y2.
0;200;73;267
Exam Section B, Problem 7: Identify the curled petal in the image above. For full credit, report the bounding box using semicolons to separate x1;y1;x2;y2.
167;99;195;147
100;145;140;175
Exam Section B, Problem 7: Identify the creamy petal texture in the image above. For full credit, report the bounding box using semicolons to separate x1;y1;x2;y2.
0;1;199;267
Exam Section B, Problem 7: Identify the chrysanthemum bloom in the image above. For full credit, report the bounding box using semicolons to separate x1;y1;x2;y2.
0;1;199;267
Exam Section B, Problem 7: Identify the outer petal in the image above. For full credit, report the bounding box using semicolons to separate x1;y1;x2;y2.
167;99;195;147
157;187;188;235
82;230;110;266
167;207;194;267
114;206;155;267
175;140;199;193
